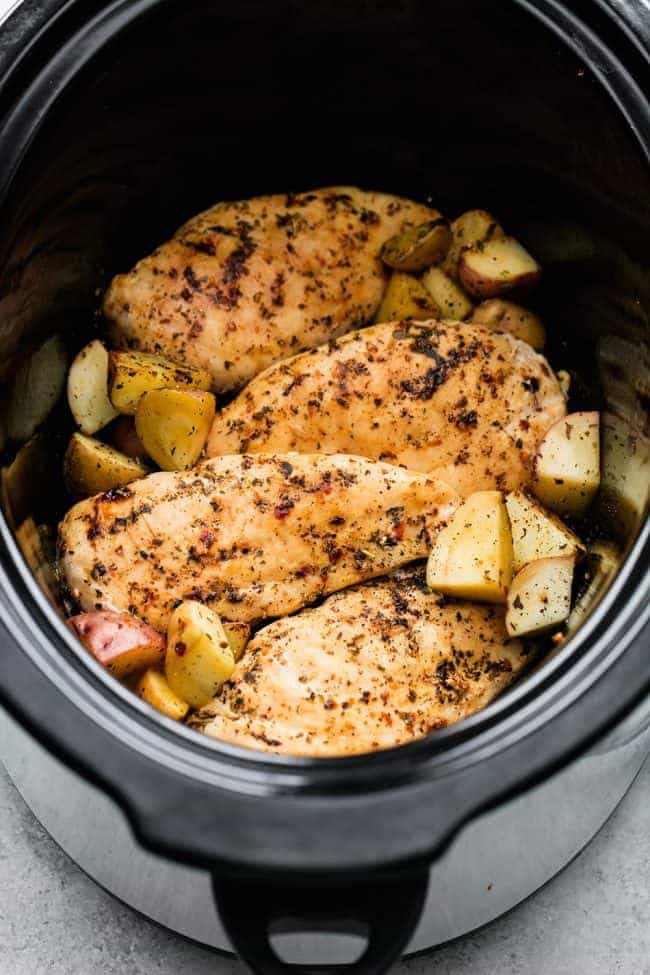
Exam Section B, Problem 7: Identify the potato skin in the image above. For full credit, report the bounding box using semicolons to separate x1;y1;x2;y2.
458;237;541;299
68;610;165;677
505;555;574;637
380;218;452;272
63;432;148;498
109;349;212;415
442;209;504;279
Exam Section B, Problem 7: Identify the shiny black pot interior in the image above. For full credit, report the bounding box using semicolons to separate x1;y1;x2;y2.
0;0;648;886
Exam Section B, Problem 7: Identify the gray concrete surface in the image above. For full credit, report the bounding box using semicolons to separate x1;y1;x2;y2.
0;757;648;975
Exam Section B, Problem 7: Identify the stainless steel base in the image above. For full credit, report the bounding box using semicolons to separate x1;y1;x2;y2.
1;705;648;958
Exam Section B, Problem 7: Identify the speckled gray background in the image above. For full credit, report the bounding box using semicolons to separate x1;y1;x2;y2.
0;754;648;975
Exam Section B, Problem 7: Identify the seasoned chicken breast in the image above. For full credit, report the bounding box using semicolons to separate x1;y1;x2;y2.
207;320;566;496
193;567;528;756
59;454;457;630
104;188;437;392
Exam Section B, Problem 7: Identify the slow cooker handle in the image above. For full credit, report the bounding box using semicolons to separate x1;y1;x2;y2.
213;868;429;975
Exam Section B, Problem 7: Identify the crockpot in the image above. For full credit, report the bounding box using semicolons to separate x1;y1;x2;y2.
0;0;648;971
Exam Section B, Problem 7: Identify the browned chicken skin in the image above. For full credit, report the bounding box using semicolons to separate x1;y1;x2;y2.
194;567;528;756
207;320;566;496
104;188;437;392
59;453;458;631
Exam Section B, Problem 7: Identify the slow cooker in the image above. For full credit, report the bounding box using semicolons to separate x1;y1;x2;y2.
0;1;648;971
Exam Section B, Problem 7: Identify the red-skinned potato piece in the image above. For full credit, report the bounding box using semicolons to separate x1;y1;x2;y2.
68;610;165;678
459;237;541;299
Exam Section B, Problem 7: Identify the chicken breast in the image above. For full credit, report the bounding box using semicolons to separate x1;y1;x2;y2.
207;320;566;496
59;454;457;630
193;567;528;756
104;187;437;392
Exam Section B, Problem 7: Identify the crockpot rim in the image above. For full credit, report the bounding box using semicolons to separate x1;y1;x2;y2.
0;0;648;876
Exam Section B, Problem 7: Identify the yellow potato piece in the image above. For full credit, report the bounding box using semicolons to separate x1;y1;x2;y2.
426;490;513;603
67;340;117;435
63;432;148;498
459;237;541;299
135;388;216;471
380;217;452;272
470;299;546;350
136;668;189;721
505;491;584;572
109;349;212;415
165;600;235;708
533;411;600;517
374;272;438;323
421;266;474;320
223;621;251;662
506;555;574;638
442;209;504;278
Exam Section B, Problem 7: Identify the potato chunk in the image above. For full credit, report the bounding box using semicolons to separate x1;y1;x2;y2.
165;600;235;708
459;237;541;298
380;218;452;272
223;621;251;662
135;388;216;471
470;300;546;350
135;668;189;721
442;209;504;278
421;267;474;320
68;610;165;677
108;349;212;415
506;556;574;637
426;490;513;603
6;334;67;443
63;432;148;498
374;272;438;323
505;491;584;572
67;340;117;435
533;412;600;517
